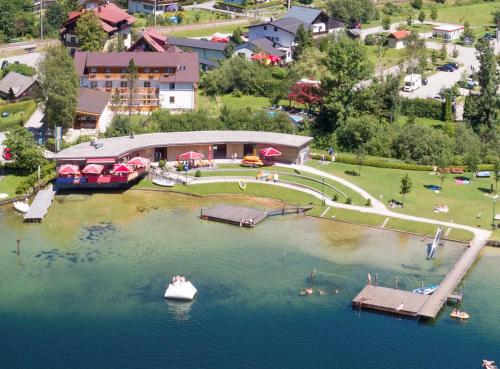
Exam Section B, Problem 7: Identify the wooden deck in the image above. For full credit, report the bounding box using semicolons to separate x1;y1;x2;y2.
352;285;430;317
201;205;267;227
24;188;56;223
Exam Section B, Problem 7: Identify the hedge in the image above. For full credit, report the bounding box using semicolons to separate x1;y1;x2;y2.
311;153;496;171
216;0;282;9
400;98;443;120
15;163;56;195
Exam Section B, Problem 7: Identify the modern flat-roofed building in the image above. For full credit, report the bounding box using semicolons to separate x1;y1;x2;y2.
432;24;464;41
60;3;135;56
74;51;199;112
128;0;178;15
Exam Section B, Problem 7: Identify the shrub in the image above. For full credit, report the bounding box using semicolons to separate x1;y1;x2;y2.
310;153;434;171
195;170;202;177
366;198;372;206
333;193;339;202
400;98;443;120
158;160;165;168
176;163;184;172
346;197;352;204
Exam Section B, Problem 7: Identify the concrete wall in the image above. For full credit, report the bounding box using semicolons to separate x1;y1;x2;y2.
159;83;195;110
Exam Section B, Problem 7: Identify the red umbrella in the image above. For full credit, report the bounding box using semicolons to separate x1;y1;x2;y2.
81;163;104;175
259;147;282;157
113;163;133;174
58;164;80;175
127;157;150;166
178;151;204;160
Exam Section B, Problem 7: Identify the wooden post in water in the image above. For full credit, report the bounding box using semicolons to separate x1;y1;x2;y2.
421;281;424;294
16;238;20;256
375;273;378;285
395;277;399;289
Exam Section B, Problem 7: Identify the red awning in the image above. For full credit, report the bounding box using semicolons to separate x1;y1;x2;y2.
178;151;204;160
82;163;104;175
127;157;150;166
113;163;133;173
86;157;116;164
259;147;282;157
58;164;80;175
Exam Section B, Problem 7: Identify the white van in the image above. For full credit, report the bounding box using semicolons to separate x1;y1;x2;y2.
403;74;422;92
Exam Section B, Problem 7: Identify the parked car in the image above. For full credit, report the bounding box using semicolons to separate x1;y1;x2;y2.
422;78;428;85
1;60;8;69
2;147;12;161
437;64;455;72
445;62;459;70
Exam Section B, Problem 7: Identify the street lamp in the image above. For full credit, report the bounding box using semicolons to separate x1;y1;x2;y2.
493;197;497;230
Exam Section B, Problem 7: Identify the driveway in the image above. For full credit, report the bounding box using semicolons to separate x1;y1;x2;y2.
0;52;43;69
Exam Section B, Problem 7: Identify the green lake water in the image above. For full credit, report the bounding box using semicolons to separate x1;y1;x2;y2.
0;191;499;368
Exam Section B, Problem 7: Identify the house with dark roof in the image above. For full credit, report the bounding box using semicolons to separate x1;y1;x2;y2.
129;28;226;70
74;87;112;132
247;6;344;61
74;51;199;112
0;72;38;101
233;38;286;63
60;3;135;56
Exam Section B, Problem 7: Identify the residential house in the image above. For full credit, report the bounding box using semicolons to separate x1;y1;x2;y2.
0;72;38;101
128;28;223;70
387;30;410;49
60;3;135;56
128;0;178;15
74;51;199;112
247;6;344;61
74;87;112;132
233;38;286;63
432;24;464;41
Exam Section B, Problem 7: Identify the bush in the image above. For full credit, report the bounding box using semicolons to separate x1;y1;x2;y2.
345;197;352;204
366;198;372;206
364;34;377;45
158;160;166;168
15;163;56;195
176;163;184;172
195;170;202;177
400;98;443;120
333;193;339;201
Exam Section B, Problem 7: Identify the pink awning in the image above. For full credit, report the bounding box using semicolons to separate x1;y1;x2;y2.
127;156;150;166
58;164;80;175
259;147;282;157
82;163;104;175
112;163;133;173
178;151;204;160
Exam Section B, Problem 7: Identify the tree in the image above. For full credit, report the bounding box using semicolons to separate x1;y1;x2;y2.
318;37;373;131
223;27;244;58
493;158;500;194
4;126;47;173
75;11;106;51
37;46;78;130
0;63;35;79
290;47;329;80
126;58;138;119
407;11;414;26
439;42;447;60
475;39;498;130
46;1;67;31
293;24;313;60
418;10;425;24
462;21;474;42
464;149;480;180
328;0;378;26
442;90;454;122
355;146;366;176
62;0;81;13
288;82;322;111
400;174;412;199
404;30;427;74
452;47;459;59
0;0;16;40
382;16;391;31
411;0;423;9
431;49;437;65
430;5;438;22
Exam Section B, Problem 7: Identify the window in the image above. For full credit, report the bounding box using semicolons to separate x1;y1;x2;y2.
263;26;267;30
90;67;97;73
144;81;150;88
165;67;174;74
169;96;175;103
120;81;127;88
70;36;76;43
144;67;151;73
121;67;127;74
274;27;278;32
105;67;111;74
153;68;159;73
169;83;175;90
90;81;97;88
105;81;112;88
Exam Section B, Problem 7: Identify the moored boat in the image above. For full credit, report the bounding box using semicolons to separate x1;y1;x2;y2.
164;275;197;301
13;201;30;213
153;178;175;187
412;284;439;295
483;360;498;369
450;309;469;320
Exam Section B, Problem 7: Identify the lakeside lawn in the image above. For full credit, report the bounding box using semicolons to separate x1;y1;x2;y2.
0;100;36;132
0;174;25;198
307;159;499;239
169;23;250;38
366;46;405;70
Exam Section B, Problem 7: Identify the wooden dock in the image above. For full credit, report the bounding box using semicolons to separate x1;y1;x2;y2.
24;188;56;223
201;205;267;227
352;235;487;319
352;285;430;317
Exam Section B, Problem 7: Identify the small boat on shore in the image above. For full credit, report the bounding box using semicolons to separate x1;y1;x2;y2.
0;193;8;199
483;360;498;369
153;178;175;187
238;180;246;190
164;275;197;301
412;284;439;295
273;173;279;182
13;200;30;213
450;309;469;320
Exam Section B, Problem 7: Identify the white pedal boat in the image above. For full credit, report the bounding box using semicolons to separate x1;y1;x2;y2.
153;178;175;187
164;275;197;301
13;201;30;213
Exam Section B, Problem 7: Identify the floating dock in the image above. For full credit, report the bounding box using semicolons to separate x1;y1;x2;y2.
24;188;56;223
200;204;314;227
352;234;487;319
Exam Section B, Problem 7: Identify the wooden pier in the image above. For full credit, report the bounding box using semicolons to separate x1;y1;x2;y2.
200;204;314;227
352;235;487;319
24;188;56;223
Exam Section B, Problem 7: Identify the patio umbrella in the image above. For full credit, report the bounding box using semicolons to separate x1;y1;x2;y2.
58;164;80;176
113;163;133;174
82;164;104;175
259;147;282;165
178;151;204;160
127;157;150;166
